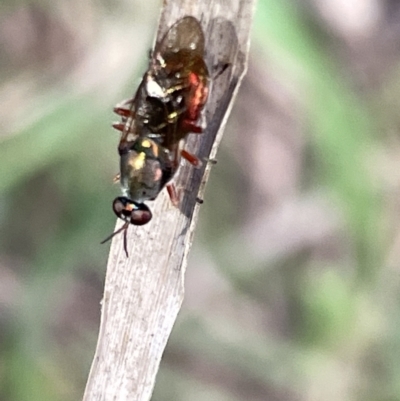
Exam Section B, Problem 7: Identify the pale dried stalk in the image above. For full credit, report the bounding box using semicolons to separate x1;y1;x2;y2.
83;1;256;400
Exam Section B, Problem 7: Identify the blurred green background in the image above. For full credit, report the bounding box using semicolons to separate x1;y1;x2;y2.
1;0;399;400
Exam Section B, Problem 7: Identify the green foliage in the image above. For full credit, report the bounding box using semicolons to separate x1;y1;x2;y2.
0;0;398;400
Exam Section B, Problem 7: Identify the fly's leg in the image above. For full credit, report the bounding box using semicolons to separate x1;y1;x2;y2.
112;99;136;132
113;173;120;183
181;120;203;133
167;183;204;206
113;98;135;117
114;100;133;116
166;183;180;206
112;122;124;132
114;107;133;118
181;149;202;168
180;146;218;168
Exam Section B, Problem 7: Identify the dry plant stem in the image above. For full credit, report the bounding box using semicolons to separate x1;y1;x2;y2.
83;1;256;400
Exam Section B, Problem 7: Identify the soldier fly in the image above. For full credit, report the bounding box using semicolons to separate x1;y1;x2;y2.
102;16;210;256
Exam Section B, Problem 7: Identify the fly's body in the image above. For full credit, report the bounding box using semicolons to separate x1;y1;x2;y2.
103;16;210;255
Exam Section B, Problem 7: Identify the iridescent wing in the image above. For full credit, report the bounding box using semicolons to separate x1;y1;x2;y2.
155;16;205;57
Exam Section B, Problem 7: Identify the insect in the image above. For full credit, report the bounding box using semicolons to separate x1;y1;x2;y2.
102;16;210;255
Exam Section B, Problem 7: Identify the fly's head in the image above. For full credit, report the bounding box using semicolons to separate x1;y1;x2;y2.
101;197;152;257
112;196;152;226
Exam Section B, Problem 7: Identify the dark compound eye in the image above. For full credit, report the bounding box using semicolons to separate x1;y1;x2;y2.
112;197;132;219
130;204;152;225
112;198;124;215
